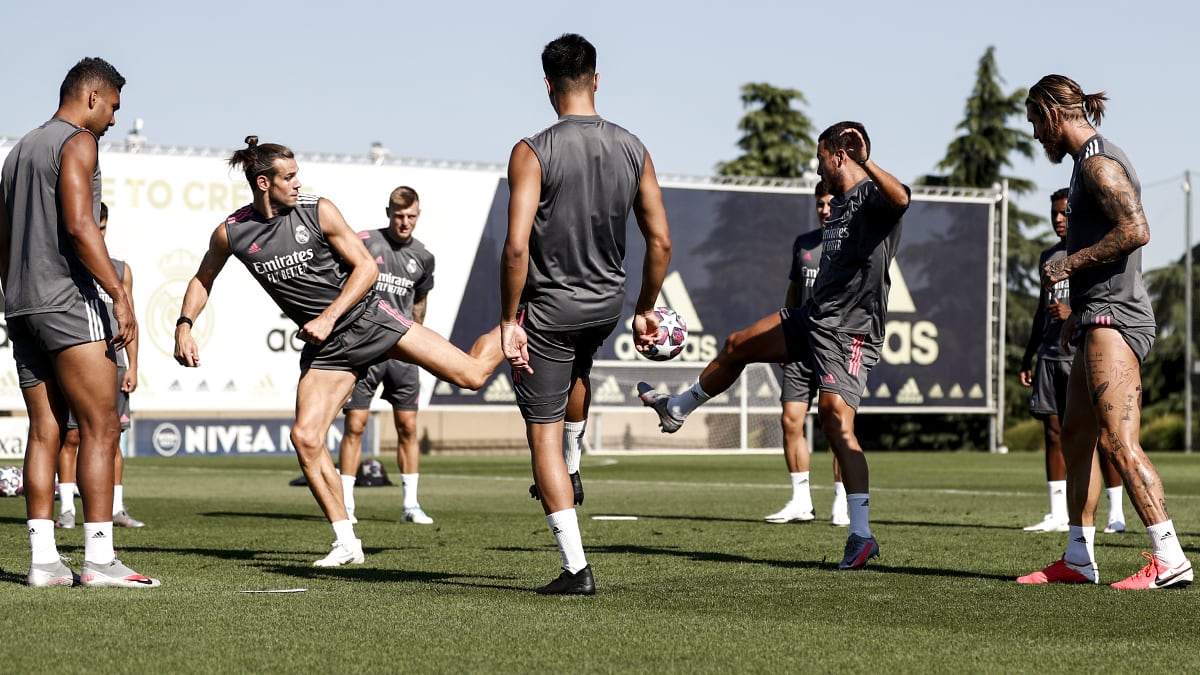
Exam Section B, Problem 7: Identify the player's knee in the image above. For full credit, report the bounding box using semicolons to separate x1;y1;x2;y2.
290;425;325;454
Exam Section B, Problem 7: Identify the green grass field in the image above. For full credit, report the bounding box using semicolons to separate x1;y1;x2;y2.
2;451;1199;673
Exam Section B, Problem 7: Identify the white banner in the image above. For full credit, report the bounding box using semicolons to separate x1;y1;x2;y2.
0;144;503;412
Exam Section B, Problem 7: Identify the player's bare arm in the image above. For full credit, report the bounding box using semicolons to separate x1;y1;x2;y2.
61;132;137;350
175;222;233;367
631;150;673;352
122;263;139;393
413;294;428;325
1042;156;1149;288
841;128;910;211
501;140;541;373
304;197;377;345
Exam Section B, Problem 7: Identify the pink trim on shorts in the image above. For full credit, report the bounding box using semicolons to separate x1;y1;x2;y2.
377;300;413;327
848;334;865;376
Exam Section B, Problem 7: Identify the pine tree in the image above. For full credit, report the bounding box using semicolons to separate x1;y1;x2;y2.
717;83;815;178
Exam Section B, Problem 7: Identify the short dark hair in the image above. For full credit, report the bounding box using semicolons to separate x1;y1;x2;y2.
228;136;295;185
818;121;871;158
1050;187;1069;202
59;57;125;106
814;180;831;198
99;202;109;223
541;33;596;93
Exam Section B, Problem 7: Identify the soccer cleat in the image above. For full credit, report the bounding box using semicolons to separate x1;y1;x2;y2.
80;558;161;588
831;511;851;527
839;534;880;570
536;565;595;595
27;559;77;587
1103;519;1125;534
112;510;146;528
56;510;76;529
764;502;816;524
402;506;434;525
636;382;684;433
528;472;586;506
1110;552;1193;590
312;539;365;567
1016;557;1096;585
1022;514;1069;533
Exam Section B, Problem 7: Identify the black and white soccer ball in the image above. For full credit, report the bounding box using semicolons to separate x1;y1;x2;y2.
0;465;23;497
645;306;689;361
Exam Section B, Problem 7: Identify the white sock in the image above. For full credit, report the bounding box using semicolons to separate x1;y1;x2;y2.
789;472;812;510
563;420;585;474
341;474;357;513
668;380;712;419
832;482;848;517
401;473;419;509
59;482;76;516
28;519;59;565
112;484;125;514
1065;525;1097;575
84;521;115;565
1105;486;1125;523
847;493;872;538
331;519;357;544
546;508;587;573
1048;480;1067;521
1147;520;1187;567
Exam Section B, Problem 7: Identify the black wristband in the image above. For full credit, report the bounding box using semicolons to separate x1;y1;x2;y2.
858;157;870;166
176;316;193;328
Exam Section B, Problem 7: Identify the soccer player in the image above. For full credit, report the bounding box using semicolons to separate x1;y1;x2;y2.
0;57;159;587
1018;188;1125;534
502;33;673;595
765;181;849;526
57;202;146;530
1017;74;1191;589
639;121;908;570
337;186;437;525
175;137;502;567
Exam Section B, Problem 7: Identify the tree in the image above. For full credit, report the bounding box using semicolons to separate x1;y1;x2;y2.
717;83;815;178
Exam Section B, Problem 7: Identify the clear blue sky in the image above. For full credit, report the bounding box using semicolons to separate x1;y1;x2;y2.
3;0;1197;270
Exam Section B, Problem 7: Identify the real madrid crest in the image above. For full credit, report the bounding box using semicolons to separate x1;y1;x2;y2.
294;224;310;245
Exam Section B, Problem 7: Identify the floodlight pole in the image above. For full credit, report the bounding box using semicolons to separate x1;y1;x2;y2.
1186;170;1193;453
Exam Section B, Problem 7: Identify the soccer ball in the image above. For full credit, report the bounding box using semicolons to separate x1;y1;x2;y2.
644;306;689;361
0;466;23;497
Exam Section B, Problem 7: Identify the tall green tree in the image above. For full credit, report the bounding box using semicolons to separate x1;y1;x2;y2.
908;46;1045;444
717;83;815;178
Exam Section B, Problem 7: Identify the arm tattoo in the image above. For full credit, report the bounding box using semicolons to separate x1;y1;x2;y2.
1068;157;1149;269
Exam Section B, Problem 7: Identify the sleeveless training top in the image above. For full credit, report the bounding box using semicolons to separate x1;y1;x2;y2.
1;118;103;316
225;194;370;333
521;114;646;329
358;229;434;320
807;178;908;344
1065;135;1155;329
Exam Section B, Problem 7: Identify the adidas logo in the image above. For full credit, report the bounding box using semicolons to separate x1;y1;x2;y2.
594;376;624;404
92;531;108;539
1072;536;1088;544
616;271;716;361
1159;531;1175;541
823;374;836;385
551;526;563;535
247;242;262;254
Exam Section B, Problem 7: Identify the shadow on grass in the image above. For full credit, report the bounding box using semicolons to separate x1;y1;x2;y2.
262;564;536;592
199;511;328;523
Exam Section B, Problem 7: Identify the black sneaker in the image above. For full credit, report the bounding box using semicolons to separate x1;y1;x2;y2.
528;472;585;505
536;565;595;595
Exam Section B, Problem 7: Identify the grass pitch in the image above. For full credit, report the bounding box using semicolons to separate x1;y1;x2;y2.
2;451;1199;673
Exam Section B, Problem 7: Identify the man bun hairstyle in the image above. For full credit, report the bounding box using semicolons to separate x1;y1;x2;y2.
59;57;126;106
1027;74;1108;127
228;136;295;185
541;33;596;93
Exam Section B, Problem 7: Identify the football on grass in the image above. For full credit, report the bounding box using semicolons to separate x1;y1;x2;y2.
644;306;688;361
0;466;23;497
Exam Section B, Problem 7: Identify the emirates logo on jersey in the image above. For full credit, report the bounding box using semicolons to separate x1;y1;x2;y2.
293;224;310;245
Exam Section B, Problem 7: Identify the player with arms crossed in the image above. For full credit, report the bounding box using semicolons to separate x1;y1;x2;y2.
766;181;849;526
1018;188;1125;534
175;137;501;567
0;57;158;587
338;186;438;525
1018;75;1191;589
502;33;673;595
639;121;909;569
